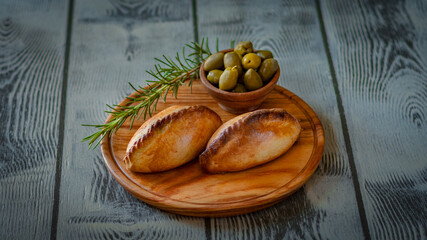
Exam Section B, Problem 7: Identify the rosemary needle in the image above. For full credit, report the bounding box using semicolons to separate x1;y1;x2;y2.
82;39;216;149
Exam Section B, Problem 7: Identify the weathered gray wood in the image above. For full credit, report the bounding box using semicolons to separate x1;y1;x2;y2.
0;1;68;239
321;0;427;239
198;0;364;239
56;0;207;239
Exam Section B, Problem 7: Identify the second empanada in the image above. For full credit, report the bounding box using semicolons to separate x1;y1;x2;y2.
199;108;301;173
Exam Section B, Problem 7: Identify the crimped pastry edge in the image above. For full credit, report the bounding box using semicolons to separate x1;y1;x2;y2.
124;105;222;168
199;108;300;171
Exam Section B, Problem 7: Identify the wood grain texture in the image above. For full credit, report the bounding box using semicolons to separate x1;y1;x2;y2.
102;81;324;217
321;0;427;239
0;1;67;239
56;0;207;239
198;0;365;238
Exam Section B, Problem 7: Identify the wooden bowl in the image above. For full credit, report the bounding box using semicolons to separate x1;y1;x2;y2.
200;49;280;114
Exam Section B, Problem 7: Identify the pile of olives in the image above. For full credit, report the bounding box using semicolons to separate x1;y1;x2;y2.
203;41;279;93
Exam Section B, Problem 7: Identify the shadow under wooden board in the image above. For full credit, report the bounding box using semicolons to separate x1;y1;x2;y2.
101;80;324;217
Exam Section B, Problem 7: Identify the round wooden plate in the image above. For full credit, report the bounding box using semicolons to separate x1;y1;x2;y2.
101;80;324;217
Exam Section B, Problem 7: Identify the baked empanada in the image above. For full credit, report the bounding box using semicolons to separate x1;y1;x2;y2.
199;109;301;173
124;105;222;173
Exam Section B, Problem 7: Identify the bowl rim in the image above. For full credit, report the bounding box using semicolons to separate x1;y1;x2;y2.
199;48;280;99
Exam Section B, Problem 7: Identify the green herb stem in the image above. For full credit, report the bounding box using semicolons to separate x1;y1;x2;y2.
82;39;215;149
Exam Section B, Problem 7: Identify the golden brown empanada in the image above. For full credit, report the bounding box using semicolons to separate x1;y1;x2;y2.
199;108;301;173
124;105;222;173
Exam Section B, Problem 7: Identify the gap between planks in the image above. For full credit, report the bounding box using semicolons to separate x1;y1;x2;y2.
314;0;371;239
50;0;75;239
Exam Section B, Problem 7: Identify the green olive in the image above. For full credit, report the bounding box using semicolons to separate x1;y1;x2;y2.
224;52;243;77
207;69;223;85
219;66;238;91
243;68;263;91
234;41;253;56
242;53;261;70
204;52;224;71
232;83;247;93
236;52;243;60
258;58;279;82
224;52;241;68
256;50;273;60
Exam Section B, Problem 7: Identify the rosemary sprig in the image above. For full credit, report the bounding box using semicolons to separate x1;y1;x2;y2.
82;39;215;149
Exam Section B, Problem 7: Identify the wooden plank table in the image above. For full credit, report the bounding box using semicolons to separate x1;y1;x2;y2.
0;0;425;239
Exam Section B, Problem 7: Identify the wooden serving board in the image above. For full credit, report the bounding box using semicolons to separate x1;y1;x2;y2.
101;80;324;217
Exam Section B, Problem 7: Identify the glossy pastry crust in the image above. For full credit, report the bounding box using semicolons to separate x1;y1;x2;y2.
124;105;222;173
199;108;301;173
